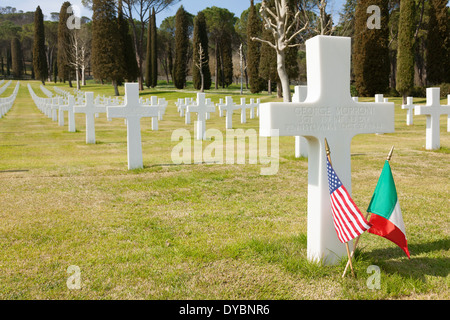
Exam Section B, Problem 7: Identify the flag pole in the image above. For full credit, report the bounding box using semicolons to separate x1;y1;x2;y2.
325;138;356;278
341;145;395;278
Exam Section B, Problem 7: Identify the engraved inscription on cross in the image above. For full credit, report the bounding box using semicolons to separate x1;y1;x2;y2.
260;35;395;265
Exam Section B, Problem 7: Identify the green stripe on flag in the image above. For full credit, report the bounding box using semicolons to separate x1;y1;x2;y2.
367;160;398;220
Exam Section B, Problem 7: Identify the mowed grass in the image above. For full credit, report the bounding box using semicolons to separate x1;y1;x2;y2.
0;80;448;299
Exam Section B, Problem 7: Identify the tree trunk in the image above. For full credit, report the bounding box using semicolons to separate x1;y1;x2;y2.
76;67;80;90
268;79;272;95
277;50;291;102
215;39;219;90
112;79;119;96
82;66;86;86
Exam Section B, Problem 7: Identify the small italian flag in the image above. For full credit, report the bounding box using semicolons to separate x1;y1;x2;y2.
367;160;410;259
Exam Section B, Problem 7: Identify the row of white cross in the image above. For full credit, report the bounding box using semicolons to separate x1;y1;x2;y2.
175;96;260;132
0;81;20;118
0;80;12;96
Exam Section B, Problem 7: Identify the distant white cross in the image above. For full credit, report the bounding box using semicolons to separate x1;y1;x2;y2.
259;35;394;265
107;83;159;170
187;93;215;140
73;92;106;144
414;88;450;150
218;96;238;129
59;95;76;132
401;97;415;126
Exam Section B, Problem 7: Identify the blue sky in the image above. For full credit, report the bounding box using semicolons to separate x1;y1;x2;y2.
2;0;347;26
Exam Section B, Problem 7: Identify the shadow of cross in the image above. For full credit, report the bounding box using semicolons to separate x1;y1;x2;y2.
74;92;106;144
107;83;159;170
259;35;395;265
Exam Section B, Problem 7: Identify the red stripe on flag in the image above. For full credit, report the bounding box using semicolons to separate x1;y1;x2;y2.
368;214;410;259
330;186;370;243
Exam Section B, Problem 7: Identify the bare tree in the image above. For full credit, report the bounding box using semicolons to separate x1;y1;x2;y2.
297;0;334;36
68;26;90;90
251;0;308;102
194;43;207;92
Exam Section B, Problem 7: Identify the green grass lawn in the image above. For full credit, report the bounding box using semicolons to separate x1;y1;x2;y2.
0;80;448;299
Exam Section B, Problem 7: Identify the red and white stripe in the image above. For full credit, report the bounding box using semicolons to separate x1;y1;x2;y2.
330;186;371;243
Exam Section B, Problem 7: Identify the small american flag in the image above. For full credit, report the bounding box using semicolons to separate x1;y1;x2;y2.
326;158;371;243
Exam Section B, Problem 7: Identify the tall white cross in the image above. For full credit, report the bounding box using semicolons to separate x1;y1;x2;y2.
414;88;450;150
401;97;415;126
59;95;76;132
73;92;106;144
259;35;394;265
218;96;237;129
107;83;159;170
293;85;308;158
187;93;215;140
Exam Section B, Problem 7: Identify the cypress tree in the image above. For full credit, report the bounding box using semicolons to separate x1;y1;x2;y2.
247;0;262;93
57;2;72;84
145;10;152;88
426;0;450;85
396;0;416;104
193;11;211;91
150;8;158;88
173;6;189;89
92;0;123;96
6;47;11;77
353;0;390;96
259;26;277;94
117;0;138;82
53;59;58;83
221;32;233;88
33;6;48;84
11;37;23;79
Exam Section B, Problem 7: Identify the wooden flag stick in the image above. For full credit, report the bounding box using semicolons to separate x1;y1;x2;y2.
325;138;355;278
342;145;395;278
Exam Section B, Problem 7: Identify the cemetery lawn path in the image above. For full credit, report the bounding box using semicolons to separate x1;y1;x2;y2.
0;80;448;300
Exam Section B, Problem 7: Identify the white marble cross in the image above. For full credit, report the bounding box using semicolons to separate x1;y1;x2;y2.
184;98;194;124
248;98;258;119
237;98;253;124
401;97;415;126
218;96;238;129
107;83;159;170
59;95;76;132
51;97;60;122
414;88;450;150
57;97;65;126
259;35;394;265
73;92;106;144
187;93;215;140
293;85;308;158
